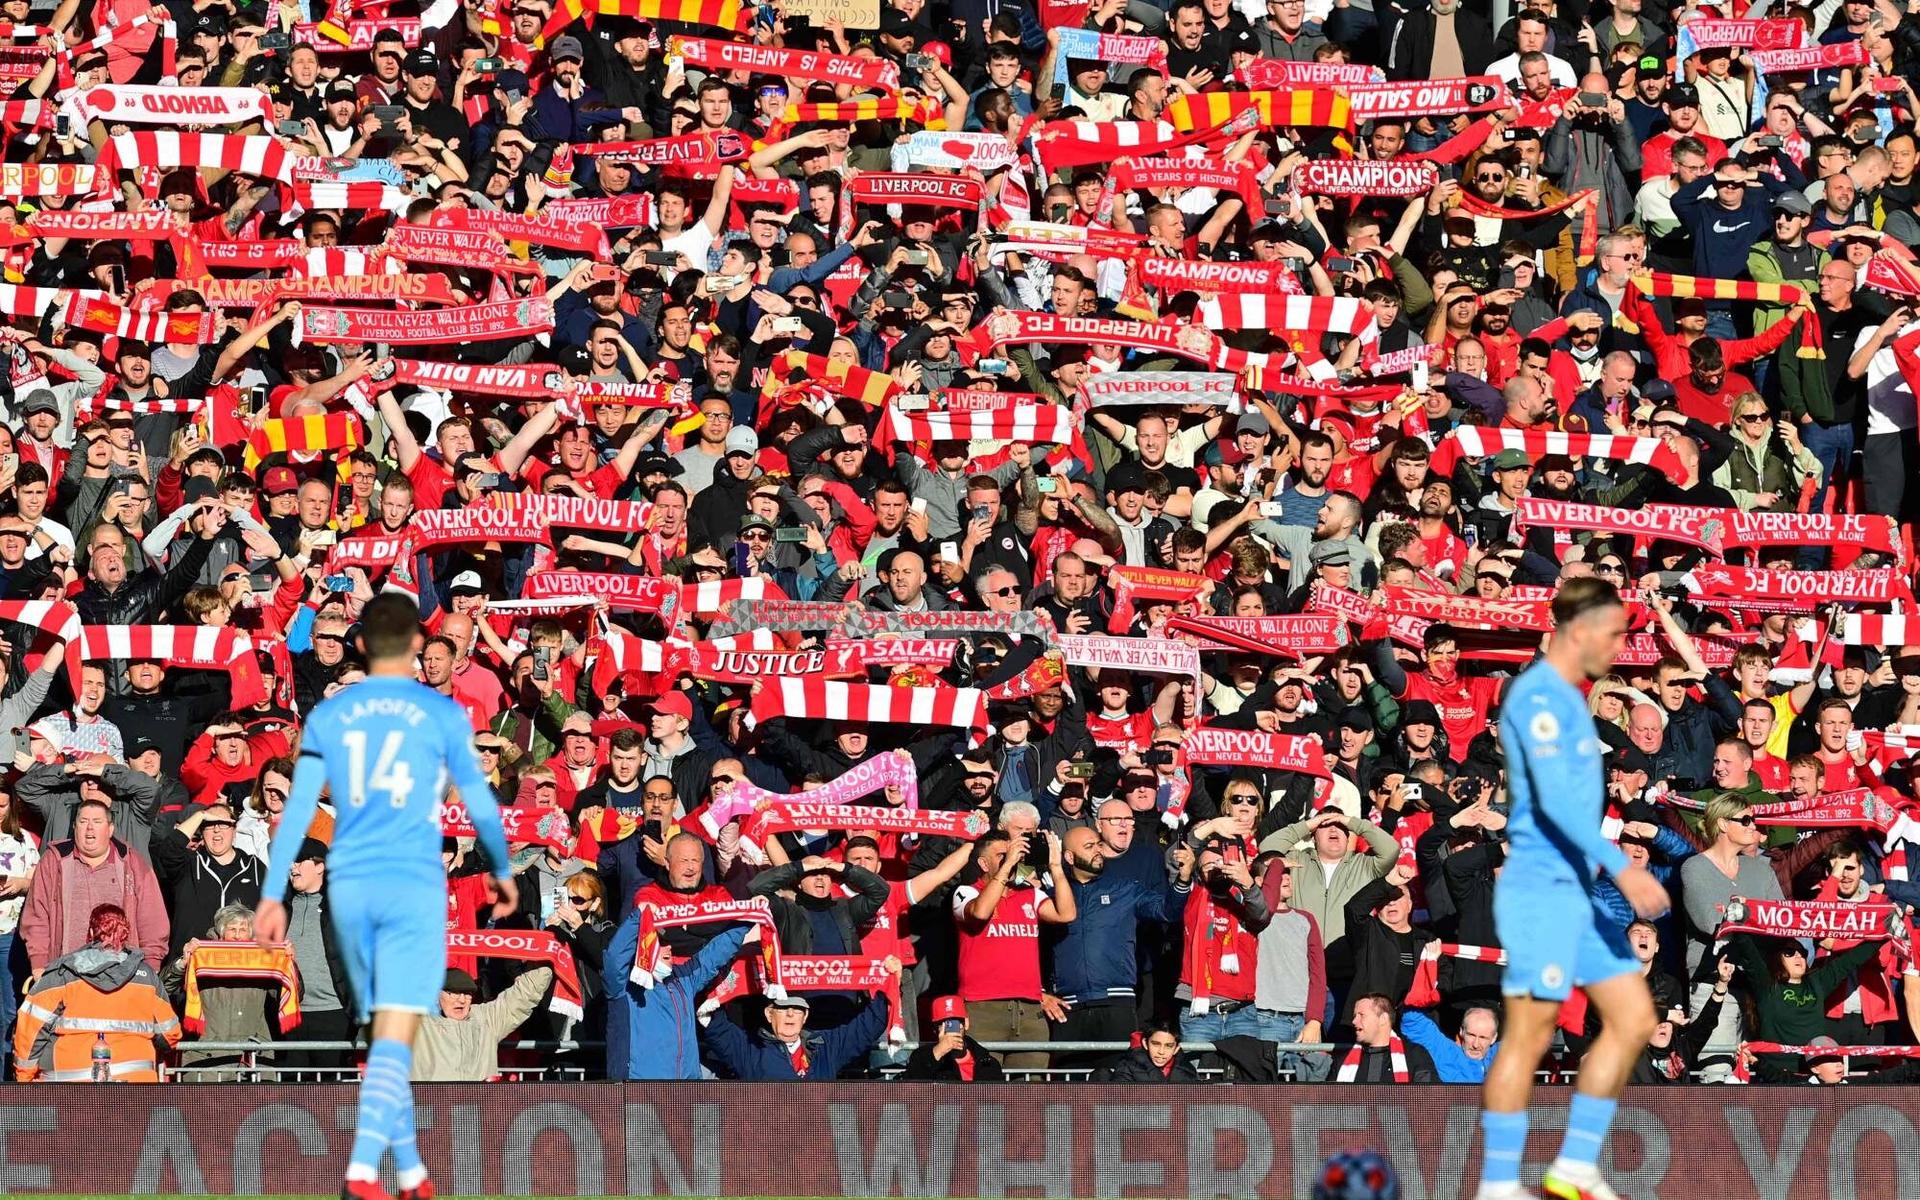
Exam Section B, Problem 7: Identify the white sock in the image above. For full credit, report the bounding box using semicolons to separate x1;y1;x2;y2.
1473;1183;1527;1199
345;1164;379;1183
1549;1158;1599;1182
396;1165;429;1190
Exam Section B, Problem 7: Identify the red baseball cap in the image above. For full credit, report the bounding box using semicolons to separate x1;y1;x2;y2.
649;692;693;721
261;465;300;496
930;996;967;1022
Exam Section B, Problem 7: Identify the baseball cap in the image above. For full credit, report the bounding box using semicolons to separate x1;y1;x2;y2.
1638;54;1662;73
448;570;484;596
402;50;439;76
1772;190;1813;216
1491;449;1532;471
441;968;480;996
261;465;300;495
930;996;968;1022
648;691;693;720
633;453;684;479
125;735;161;759
724;426;759;457
1104;461;1147;495
19;389;57;416
1205;439;1249;467
1667;83;1700;109
1235;412;1271;436
740;511;775;536
296;837;329;863
549;35;585;63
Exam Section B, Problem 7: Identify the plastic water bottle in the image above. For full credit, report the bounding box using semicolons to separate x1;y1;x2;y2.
90;1033;110;1082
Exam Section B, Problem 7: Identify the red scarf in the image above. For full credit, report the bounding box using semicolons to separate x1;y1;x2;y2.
1455;188;1598;261
1181;837;1258;1011
1164;614;1345;658
1337;1034;1408;1082
1183;727;1329;776
445;929;584;1022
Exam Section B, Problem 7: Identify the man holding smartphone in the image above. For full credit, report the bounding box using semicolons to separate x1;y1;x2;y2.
902;996;1004;1080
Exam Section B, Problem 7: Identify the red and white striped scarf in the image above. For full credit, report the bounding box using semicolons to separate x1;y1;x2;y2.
0;599;82;690
293;181;412;213
1423;942;1508;964
1429;427;1683;477
79;625;267;709
1337;1034;1408;1082
1842;614;1917;645
1033;114;1244;168
745;679;989;739
100;131;292;187
79;395;205;418
676;577;789;623
1193;294;1380;344
878;404;1078;446
64;294;220;344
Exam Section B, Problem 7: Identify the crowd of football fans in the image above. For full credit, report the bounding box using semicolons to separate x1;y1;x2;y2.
2;0;1920;1088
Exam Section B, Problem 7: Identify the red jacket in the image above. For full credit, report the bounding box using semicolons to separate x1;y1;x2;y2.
1816;876;1901;1027
180;726;292;808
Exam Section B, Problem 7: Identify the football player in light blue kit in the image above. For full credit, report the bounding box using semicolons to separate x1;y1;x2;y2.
255;593;517;1200
1474;579;1670;1200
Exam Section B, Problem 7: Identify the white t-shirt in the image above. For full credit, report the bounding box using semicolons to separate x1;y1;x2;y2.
1857;321;1919;435
1489;53;1576;89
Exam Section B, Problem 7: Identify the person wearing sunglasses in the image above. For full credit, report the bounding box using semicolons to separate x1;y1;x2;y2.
1712;393;1818;513
1674;793;1780;1080
1672;157;1804;339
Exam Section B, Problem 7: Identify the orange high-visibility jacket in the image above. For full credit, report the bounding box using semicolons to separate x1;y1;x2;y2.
12;944;180;1082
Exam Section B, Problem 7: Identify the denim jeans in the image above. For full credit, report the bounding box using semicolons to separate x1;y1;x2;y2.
1798;420;1857;567
0;928;16;1074
1179;1002;1264;1046
1255;1008;1330;1081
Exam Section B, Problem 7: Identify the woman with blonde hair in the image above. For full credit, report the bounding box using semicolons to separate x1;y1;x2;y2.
1677;792;1782;1081
235;756;332;863
1711;393;1819;513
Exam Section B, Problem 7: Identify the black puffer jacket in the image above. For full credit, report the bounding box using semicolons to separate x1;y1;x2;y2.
74;529;220;627
1096;1047;1203;1083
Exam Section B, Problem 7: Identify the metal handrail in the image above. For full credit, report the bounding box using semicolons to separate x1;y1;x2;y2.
174;1039;1350;1054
